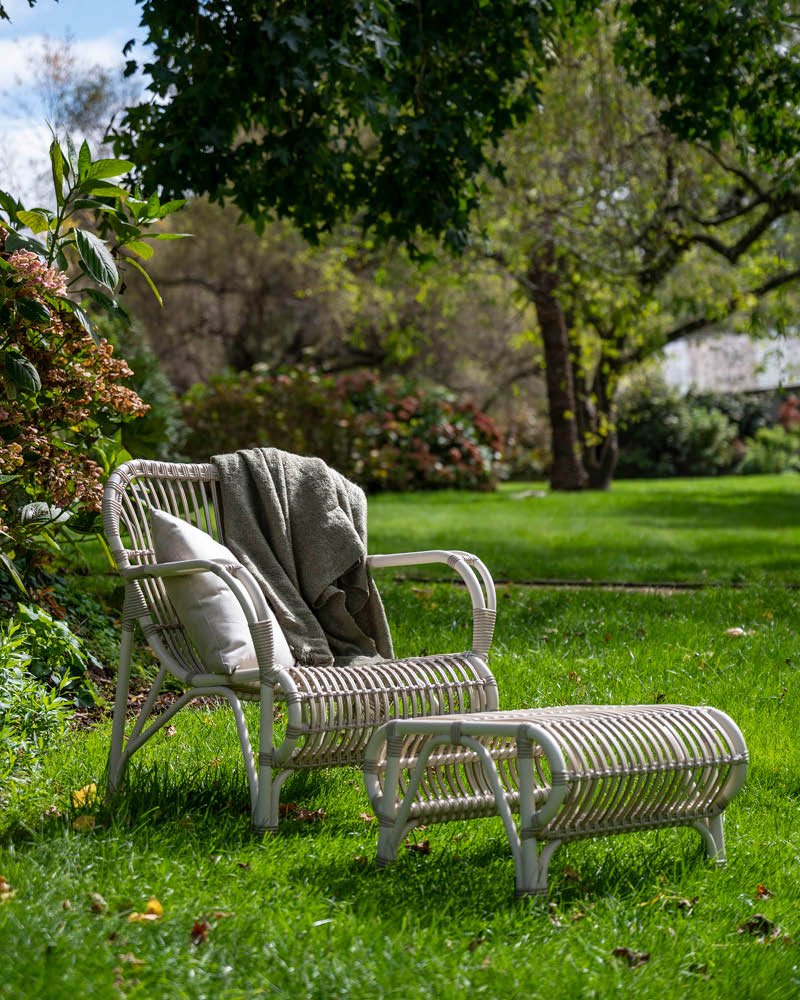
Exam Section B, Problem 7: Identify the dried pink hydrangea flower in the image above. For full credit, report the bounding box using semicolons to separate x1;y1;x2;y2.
8;249;68;296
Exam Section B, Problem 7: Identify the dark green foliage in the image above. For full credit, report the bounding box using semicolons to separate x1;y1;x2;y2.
617;1;800;160
737;426;800;476
690;390;777;441
4;604;100;708
0;620;70;793
616;377;738;478
115;0;575;251
181;366;504;490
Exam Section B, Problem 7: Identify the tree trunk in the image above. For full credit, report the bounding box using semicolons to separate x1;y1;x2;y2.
574;352;619;491
528;256;588;491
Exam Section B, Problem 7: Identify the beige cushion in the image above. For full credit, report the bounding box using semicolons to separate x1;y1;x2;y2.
150;508;294;675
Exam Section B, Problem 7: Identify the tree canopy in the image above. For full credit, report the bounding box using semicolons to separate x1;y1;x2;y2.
114;0;571;252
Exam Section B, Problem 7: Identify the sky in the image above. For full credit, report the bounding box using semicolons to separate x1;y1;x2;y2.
0;0;144;199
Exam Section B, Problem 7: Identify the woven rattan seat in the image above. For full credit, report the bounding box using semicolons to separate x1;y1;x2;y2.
364;705;749;895
103;459;498;829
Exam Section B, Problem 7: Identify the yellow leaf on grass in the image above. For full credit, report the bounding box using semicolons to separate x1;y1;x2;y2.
71;783;97;808
0;876;16;902
128;896;164;922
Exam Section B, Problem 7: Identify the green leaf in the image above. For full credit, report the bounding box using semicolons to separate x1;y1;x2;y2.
78;140;92;180
125;255;163;306
16;209;51;234
0;552;27;594
0;189;23;223
14;297;51;325
4;230;45;256
65;299;100;343
77;179;129;198
75;228;118;291
65;135;78;177
49;140;65;206
145;232;192;240
125;239;154;260
4;351;42;393
88;158;135;180
79;287;130;325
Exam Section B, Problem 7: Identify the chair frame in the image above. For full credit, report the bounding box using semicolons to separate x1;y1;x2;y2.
102;459;499;830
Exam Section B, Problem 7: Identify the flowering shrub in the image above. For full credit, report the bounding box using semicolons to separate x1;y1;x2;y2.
182;366;504;491
0;137;186;575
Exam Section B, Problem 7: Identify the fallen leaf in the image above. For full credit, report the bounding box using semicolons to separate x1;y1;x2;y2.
71;783;97;809
117;953;146;968
755;884;774;900
405;840;431;855
737;913;789;942
72;815;96;832
562;865;582;883
0;876;16;903
43;805;62;819
358;812;375;823
191;921;210;945
612;947;650;968
89;892;107;913
62;899;72;910
725;627;754;637
128;896;164;923
237;862;251;870
166;725;177;737
278;802;326;822
467;935;485;953
210;910;234;920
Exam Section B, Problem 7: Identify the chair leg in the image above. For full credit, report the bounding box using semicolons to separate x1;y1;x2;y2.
107;622;135;795
693;814;726;865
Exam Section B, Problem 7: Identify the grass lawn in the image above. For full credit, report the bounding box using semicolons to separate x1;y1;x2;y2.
1;477;799;998
369;474;800;585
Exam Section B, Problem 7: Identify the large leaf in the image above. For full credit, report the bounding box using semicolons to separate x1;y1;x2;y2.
88;158;135;180
17;209;51;234
125;255;163;306
78;140;92;180
0;552;26;594
4;351;41;393
75;228;118;291
125;239;154;260
49;139;65;205
0;189;22;223
65;299;100;343
77;179;129;199
14;297;51;325
4;230;46;256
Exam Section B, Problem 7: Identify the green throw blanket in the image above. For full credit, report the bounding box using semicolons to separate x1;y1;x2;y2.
212;448;393;667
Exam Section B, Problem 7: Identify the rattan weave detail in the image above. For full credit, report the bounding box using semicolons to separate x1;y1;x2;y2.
103;458;499;829
364;704;748;895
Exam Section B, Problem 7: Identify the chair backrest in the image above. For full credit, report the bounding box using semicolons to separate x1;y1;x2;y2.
103;459;226;679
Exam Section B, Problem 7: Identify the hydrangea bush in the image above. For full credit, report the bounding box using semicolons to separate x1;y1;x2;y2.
182;366;504;491
0;137;186;579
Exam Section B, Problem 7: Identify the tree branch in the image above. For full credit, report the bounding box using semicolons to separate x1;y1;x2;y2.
662;266;800;346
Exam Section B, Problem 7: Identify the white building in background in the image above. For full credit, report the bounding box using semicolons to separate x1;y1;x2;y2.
661;333;800;394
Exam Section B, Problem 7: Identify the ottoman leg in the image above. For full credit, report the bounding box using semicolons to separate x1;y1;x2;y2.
692;814;726;865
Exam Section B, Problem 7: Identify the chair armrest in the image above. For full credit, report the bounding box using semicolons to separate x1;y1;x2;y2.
367;550;497;659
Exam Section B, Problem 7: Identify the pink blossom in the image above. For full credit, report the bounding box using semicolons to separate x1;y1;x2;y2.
8;249;68;296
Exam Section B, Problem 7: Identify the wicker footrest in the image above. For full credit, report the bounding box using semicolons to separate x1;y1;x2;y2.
363;705;748;895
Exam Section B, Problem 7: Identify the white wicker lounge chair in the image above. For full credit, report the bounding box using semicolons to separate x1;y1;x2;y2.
102;458;498;830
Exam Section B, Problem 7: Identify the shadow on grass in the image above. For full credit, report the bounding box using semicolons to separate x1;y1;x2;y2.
44;762;719;920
